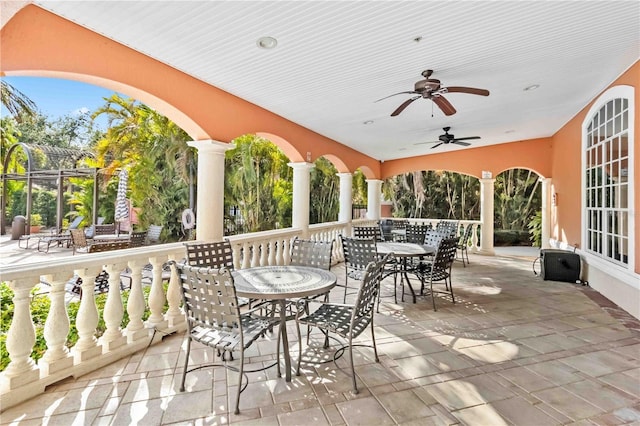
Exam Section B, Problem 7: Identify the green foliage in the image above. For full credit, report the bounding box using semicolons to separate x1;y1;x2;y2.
225;135;292;232
528;210;542;247
494;229;532;246
310;157;339;224
383;171;480;220
494;169;541;230
30;213;42;226
93;94;194;241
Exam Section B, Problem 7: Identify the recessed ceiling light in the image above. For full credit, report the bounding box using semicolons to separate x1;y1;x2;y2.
363;120;374;125
523;84;540;91
413;36;423;43
257;36;277;49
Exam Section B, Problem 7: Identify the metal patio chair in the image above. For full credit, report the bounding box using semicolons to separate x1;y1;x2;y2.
173;262;280;414
295;253;392;394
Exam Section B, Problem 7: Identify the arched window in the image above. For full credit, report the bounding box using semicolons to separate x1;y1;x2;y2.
582;86;634;269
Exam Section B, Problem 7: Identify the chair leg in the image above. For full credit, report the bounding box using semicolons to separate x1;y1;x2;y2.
295;319;302;376
276;322;282;377
235;351;244;415
180;336;191;392
343;276;348;304
429;279;437;311
348;337;358;394
371;318;379;363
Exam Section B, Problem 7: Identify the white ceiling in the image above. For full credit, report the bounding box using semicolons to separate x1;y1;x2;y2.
26;1;640;161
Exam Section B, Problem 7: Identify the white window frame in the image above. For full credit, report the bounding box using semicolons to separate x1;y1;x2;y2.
581;85;635;280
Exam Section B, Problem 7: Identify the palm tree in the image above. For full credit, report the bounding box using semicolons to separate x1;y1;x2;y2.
0;81;36;122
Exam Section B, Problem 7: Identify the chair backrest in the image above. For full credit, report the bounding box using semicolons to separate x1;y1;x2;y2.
70;228;88;248
174;262;242;334
185;240;234;269
290;238;333;270
94;224;116;236
436;221;459;238
423;229;448;248
67;216;84;230
129;231;148;248
391;219;407;230
405;223;431;244
431;237;459;274
379;219;394;242
352;253;393;329
147;225;163;244
353;225;382;241
340;235;378;273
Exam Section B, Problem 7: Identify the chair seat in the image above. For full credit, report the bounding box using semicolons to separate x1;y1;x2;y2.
190;314;277;352
297;304;370;338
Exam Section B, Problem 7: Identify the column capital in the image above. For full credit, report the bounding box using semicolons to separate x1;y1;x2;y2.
187;139;232;153
287;161;315;170
479;178;496;184
365;178;383;184
336;172;353;177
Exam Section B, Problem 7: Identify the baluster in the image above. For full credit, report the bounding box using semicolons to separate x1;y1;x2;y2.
1;280;39;390
73;267;102;362
100;264;127;351
40;273;73;376
125;261;147;342
266;240;274;265
242;242;251;269
279;238;286;265
251;241;260;267
166;255;184;327
231;244;242;270
146;257;168;330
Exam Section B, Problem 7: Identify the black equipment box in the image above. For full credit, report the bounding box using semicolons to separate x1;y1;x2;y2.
540;249;581;283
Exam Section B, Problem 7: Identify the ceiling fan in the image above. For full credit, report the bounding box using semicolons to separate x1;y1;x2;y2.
376;69;490;116
416;127;480;149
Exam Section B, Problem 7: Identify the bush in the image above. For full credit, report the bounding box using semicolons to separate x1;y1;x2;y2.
0;282;166;372
494;229;532;246
528;210;542;247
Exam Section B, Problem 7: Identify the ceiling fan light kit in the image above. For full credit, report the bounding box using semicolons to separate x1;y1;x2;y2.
376;69;490;117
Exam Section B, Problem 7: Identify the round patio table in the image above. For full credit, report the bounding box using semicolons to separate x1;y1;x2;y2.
232;265;337;382
377;242;436;304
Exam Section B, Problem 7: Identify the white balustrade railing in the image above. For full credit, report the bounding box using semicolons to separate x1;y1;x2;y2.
0;218;483;410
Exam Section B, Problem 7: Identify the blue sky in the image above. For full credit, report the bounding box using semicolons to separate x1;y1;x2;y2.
2;76;118;128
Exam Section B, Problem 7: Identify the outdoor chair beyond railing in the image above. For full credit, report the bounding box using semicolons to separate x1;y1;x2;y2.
128;231;148;248
457;223;474;266
68;269;132;299
353;225;383;242
93;224;116;238
69;228;128;255
172;262;280;415
294;253;392;394
34;215;85;253
413;237;458;311
147;225;163;244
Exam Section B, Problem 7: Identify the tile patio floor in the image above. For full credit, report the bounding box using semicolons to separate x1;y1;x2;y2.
2;251;639;425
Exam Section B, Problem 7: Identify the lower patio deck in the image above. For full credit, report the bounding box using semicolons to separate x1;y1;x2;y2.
2;251;639;425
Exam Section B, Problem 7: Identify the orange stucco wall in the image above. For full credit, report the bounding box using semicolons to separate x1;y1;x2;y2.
381;137;553;179
0;5;379;176
550;61;639;273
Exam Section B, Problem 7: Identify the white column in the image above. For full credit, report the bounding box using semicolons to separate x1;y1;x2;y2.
289;162;314;237
187;140;231;241
337;172;353;223
540;177;552;249
479;178;495;255
366;179;383;220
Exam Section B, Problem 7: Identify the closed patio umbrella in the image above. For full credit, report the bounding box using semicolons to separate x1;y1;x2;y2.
114;168;129;233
